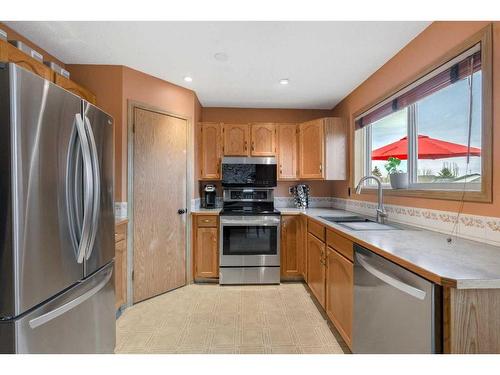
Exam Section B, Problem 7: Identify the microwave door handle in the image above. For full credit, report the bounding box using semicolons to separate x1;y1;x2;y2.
83;115;100;260
74;114;93;263
356;253;427;300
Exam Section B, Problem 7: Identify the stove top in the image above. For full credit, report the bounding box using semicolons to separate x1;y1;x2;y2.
220;208;281;216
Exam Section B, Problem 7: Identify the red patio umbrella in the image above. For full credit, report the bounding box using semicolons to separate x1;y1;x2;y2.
371;134;481;160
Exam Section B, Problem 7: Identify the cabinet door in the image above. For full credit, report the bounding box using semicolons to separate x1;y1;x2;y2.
299;119;325;179
281;215;304;279
251;123;276;156
277;123;298;180
326;247;353;347
307;233;326;308
195;227;219;278
199;122;221;179
114;240;127;309
223;123;250;156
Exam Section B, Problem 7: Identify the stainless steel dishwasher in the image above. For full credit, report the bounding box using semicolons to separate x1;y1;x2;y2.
353;244;441;353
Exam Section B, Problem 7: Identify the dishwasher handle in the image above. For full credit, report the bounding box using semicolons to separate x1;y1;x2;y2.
356;252;427;300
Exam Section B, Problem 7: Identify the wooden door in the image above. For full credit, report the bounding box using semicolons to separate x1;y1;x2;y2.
326;247;353;348
299;119;325;179
195;227;219;278
223;123;250;156
199;122;221;179
133;107;187;303
307;233;326;308
277;123;298;180
281;215;304;279
250;123;276;156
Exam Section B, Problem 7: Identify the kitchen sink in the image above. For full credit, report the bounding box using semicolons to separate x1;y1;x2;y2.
319;216;401;231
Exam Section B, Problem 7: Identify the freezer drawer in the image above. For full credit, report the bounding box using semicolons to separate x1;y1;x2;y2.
0;262;115;354
353;245;441;353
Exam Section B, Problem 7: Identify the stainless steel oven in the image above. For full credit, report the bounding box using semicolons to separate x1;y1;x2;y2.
219;215;280;284
219;186;281;285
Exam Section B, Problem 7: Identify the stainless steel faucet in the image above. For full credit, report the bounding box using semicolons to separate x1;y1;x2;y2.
355;176;388;224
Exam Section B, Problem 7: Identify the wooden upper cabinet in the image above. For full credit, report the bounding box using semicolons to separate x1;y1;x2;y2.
277;123;298;180
299;119;324;179
281;215;305;279
223;123;250;156
307;232;326;308
0;40;53;80
326;247;353;348
250;123;276;156
299;117;347;180
199;122;222;180
54;73;97;104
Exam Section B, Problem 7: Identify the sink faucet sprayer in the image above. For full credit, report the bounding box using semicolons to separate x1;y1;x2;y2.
355;176;388;224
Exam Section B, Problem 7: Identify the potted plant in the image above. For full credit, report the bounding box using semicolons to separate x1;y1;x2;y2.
384;157;408;189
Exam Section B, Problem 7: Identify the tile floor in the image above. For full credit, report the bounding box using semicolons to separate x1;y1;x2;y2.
115;282;349;354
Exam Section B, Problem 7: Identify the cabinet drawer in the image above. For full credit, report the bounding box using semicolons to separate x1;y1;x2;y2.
308;219;325;241
326;229;353;262
115;239;126;253
115;232;126;243
197;215;218;227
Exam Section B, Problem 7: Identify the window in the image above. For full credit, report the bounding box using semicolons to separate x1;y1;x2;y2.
354;27;492;202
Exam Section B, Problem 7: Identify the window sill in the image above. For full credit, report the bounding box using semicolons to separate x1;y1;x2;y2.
357;186;491;203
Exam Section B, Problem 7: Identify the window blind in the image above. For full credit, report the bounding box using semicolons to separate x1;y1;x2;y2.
355;44;481;130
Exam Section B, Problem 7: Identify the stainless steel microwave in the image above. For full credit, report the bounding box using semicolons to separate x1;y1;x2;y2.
221;157;277;187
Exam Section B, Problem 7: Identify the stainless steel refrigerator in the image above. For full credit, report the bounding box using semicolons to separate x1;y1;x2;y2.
0;63;115;353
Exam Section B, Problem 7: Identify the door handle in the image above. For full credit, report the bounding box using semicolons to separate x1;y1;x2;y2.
29;265;112;329
178;208;187;215
356;253;426;300
74;114;93;264
84;115;100;261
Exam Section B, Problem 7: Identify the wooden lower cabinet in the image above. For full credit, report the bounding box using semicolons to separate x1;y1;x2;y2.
193;215;219;279
115;222;128;310
307;232;326;308
326;246;353;348
280;215;305;279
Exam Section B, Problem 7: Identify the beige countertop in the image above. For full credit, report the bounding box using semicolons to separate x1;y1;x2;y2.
191;208;222;215
292;208;500;290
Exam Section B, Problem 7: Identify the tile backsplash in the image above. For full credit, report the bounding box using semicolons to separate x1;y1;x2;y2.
114;202;128;219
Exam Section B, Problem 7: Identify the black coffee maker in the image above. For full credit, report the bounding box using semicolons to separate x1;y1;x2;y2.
202;184;217;208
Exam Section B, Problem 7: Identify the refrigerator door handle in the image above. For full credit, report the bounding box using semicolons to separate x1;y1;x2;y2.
28;266;113;329
356;252;427;300
83;115;100;260
74;113;94;263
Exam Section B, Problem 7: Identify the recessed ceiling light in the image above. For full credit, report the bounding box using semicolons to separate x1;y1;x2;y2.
279;79;289;85
184;76;193;82
214;52;228;62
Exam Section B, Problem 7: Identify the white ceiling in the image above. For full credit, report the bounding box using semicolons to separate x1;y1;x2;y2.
5;21;430;109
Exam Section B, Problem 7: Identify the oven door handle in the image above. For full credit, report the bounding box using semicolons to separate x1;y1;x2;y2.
220;221;280;226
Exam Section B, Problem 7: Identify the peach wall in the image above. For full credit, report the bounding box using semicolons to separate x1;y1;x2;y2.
122;66;200;201
331;21;500;218
199;107;336;198
0;22;66;68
